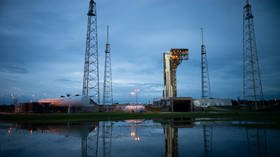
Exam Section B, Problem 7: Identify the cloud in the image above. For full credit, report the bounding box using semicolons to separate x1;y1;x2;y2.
0;65;29;74
55;78;80;83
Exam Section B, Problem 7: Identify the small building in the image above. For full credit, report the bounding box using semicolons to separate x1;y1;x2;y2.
193;98;232;107
15;96;93;113
124;105;145;112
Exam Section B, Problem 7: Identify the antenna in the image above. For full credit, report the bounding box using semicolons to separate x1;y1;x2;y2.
201;28;211;98
243;0;264;109
82;0;100;104
201;27;204;45
103;25;113;106
106;25;109;44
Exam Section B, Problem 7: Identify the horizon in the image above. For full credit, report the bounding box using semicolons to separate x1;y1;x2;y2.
0;0;279;104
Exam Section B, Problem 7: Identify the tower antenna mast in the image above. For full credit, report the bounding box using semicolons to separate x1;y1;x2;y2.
82;0;100;104
103;26;113;107
243;0;264;109
102;26;113;156
201;28;211;98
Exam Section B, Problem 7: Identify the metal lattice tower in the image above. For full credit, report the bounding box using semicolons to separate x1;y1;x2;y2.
82;0;100;104
101;27;114;155
102;26;113;106
201;28;211;98
201;30;213;157
243;0;264;108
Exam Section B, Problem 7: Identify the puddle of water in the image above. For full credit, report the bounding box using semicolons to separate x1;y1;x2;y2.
0;119;279;157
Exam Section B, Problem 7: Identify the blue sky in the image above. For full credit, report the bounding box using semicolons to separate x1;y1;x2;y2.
0;0;279;104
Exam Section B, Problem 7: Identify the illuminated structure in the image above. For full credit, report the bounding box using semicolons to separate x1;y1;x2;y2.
201;28;211;98
243;0;264;108
102;26;113;107
39;97;84;107
156;48;192;112
163;49;189;98
130;89;140;104
124;105;145;112
82;0;100;104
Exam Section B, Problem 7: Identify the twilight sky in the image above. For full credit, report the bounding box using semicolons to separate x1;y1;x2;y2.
0;0;279;104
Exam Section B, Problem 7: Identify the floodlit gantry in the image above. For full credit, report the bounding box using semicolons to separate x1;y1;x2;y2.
163;49;189;98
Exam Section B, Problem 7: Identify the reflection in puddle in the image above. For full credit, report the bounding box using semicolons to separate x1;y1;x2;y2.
246;127;267;157
162;119;193;157
126;120;143;142
0;120;279;157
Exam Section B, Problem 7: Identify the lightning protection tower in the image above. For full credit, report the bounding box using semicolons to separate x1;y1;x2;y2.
82;0;100;104
201;29;213;157
201;28;211;98
243;0;264;108
102;26;113;106
102;26;113;157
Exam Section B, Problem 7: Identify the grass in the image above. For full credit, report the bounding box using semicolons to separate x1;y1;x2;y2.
0;111;280;124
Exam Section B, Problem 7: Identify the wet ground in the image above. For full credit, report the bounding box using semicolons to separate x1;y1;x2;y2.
0;119;279;157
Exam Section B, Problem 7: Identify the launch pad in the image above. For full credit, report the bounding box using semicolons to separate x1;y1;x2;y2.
155;97;193;112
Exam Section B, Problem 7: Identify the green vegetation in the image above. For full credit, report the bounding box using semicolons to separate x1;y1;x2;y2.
0;111;279;125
